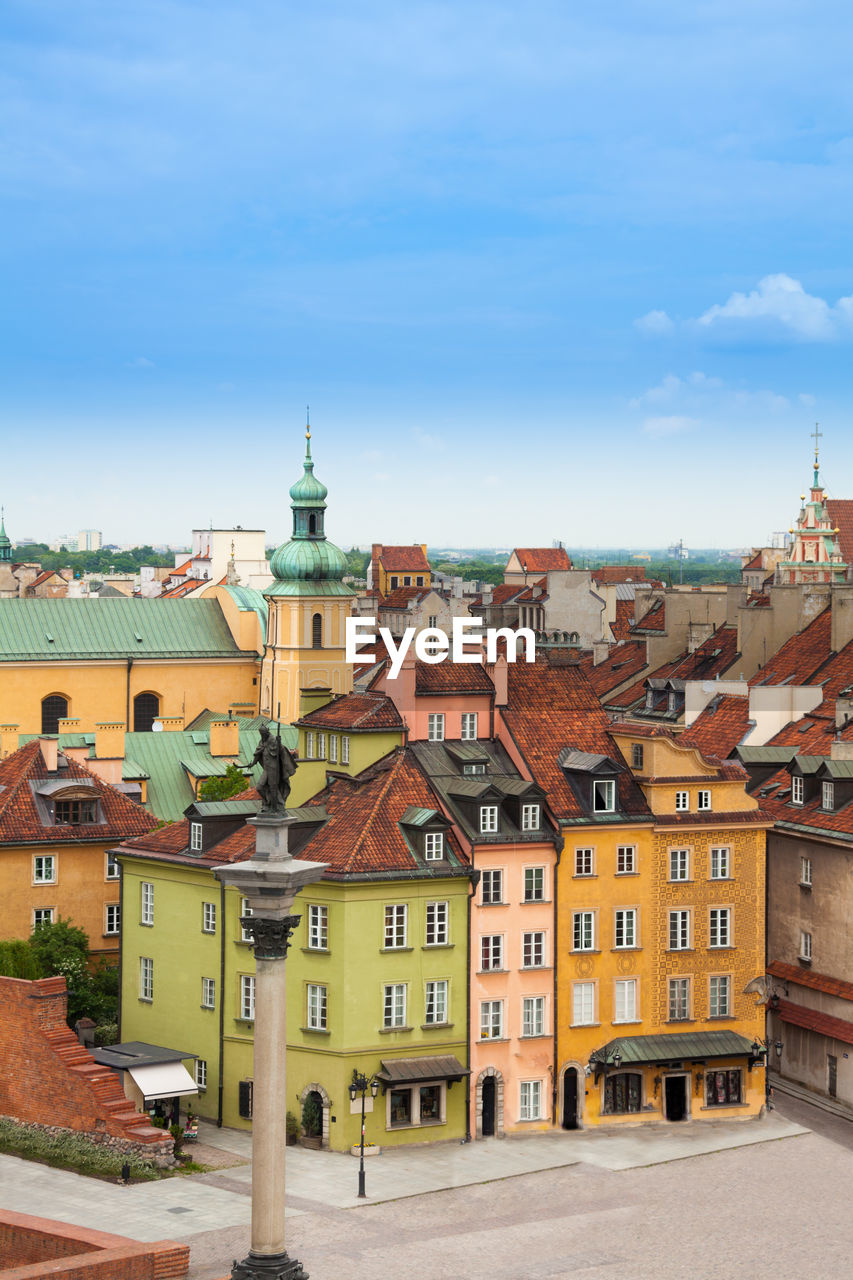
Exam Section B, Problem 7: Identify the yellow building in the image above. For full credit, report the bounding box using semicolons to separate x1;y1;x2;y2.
369;544;431;597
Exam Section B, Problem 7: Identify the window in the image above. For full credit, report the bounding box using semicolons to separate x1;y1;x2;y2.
55;798;97;825
668;977;690;1020
572;982;595;1026
240;898;253;943
390;576;399;590
524;866;545;901
519;1080;542;1121
709;907;731;948
33;855;55;884
403;576;411;586
521;803;540;831
604;1073;642;1114
427;614;437;627
669;910;690;950
202;977;216;1009
307;983;327;1030
481;869;503;904
424;980;448;1025
388;1082;444;1127
383;983;406;1028
428;713;445;742
33;908;54;928
709;975;730;1018
792;774;804;805
311;612;322;649
41;694;68;735
523;996;545;1037
463;762;486;776
710;847;730;880
592;779;616;813
424;832;445;861
426;901;448;946
614;978;637;1023
669;848;689;881
614;909;637;949
481;935;503;970
202;901;216;933
675;790;689;811
141;881;154;926
305;732;316;759
317;732;326;760
479;805;499;834
106;852;120;881
239;1080;253;1119
822;780;834;810
572;911;594;951
575;847;594;877
133;692;160;733
195;1059;208;1090
308;904;328;950
800;856;812;887
522;931;545;968
706;1069;741;1106
631;743;644;770
800;930;812;962
384;904;407;949
697;789;711;812
105;903;120;935
240;974;255;1020
461;713;478;741
140;957;153;1001
341;736;350;765
190;822;203;853
480;1000;503;1039
329;735;338;764
616;845;636;874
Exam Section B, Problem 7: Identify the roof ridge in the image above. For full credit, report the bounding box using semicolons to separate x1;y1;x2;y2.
337;749;406;870
0;739;42;817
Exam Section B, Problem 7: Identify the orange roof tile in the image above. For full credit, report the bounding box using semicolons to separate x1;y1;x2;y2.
755;757;853;835
767;960;853;1004
488;583;525;606
298;692;404;732
379;586;430;609
511;547;572;572
826;499;853;567
591;565;648;584
376;545;431;573
776;997;853;1046
680;695;753;756
632;599;666;632
580;640;648;697
415;660;495;695
609;598;637;642
609;625;738;711
750;606;833;688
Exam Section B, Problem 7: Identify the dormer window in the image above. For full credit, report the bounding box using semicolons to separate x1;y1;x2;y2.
521;803;540;832
55;798;98;825
792;775;804;805
480;805;499;834
822;780;834;811
592;780;615;813
424;832;445;860
463;762;486;777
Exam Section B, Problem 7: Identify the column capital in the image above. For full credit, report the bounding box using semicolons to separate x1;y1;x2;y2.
240;914;301;960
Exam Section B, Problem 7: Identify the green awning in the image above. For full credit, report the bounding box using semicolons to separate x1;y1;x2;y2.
595;1030;756;1065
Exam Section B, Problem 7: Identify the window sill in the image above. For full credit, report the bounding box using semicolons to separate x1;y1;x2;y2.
612;1019;642;1026
521;898;551;905
138;997;153;1005
388;1119;446;1131
235;939;253;947
477;968;509;975
573;874;597;880
798;883;812;892
200;1005;216;1012
570;950;600;956
520;965;552;972
710;877;733;883
103;933;119;940
707;1015;735;1021
421;1022;454;1031
570;1021;600;1029
668;879;693;885
666;948;693;953
300;1026;330;1036
378;1026;413;1035
234;1018;255;1027
612;946;641;953
519;1033;550;1041
615;871;639;877
422;943;454;950
202;930;216;936
301;947;330;955
480;901;508;908
798;957;812;966
516;1116;545;1124
665;1018;695;1025
140;922;154;929
380;947;414;954
699;1103;749;1112
708;946;734;951
33;882;57;888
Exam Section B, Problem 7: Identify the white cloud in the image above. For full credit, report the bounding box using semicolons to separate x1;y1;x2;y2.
634;309;674;335
127;355;155;368
697;273;853;341
411;426;444;449
642;415;697;437
632;371;788;415
799;392;816;406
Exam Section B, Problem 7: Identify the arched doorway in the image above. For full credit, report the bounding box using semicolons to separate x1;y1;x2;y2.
482;1078;496;1136
475;1067;504;1138
41;694;68;735
298;1081;331;1149
133;692;160;733
562;1068;579;1129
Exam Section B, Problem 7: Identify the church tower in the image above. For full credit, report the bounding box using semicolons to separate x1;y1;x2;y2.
778;429;848;586
0;510;12;563
259;427;355;723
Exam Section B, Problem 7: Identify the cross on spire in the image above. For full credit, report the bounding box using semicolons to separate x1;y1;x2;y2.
811;422;822;461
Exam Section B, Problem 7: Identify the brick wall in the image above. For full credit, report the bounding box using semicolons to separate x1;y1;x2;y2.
0;976;172;1164
0;1211;188;1279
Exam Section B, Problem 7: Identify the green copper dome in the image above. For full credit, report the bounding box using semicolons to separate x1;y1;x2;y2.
289;434;328;508
266;430;353;597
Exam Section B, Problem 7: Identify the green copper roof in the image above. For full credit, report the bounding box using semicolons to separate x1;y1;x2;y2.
598;1030;755;1064
268;538;349;585
289;432;328;508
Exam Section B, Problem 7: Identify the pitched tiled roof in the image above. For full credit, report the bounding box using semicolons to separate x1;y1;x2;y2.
767;960;853;1004
0;741;156;844
580;640;648;697
746;591;771;607
488;583;525;606
680;695;753;757
609;598;637;642
377;545;431;573
29;569;63;589
632;599;665;632
609;625;738;711
379;587;429;609
591;565;648;585
298;692;404;732
511;547;572;572
754;758;853;836
826;499;853;568
776;997;853;1046
750;606;833;688
415;660;495;695
159;578;208;598
759;630;853;751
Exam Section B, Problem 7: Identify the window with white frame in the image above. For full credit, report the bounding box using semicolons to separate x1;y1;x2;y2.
329;735;339;764
792;774;804;804
105;903;120;935
240;974;255;1020
675;790;689;811
240;899;253;942
480;999;503;1039
308;903;328;950
479;805;499;834
317;732;326;760
669;909;690;950
426;901;448;946
523;866;545;901
616;845;636;874
669;848;689;881
575;847;594;877
105;852;120;880
614;978;637;1023
141;881;154;926
668;976;690;1020
195;1059;208;1090
522;995;545;1037
800;856;812;887
463;762;486;776
519;1080;542;1121
202;977;216;1009
800;930;812;961
428;713;445;742
614;908;637;949
480;934;503;970
190;822;203;852
572;911;594;951
481;868;503;904
341;735;350;764
592;779;616;813
424;831;445;861
33;907;54;928
424;979;447;1025
383;983;407;1028
427;614;437;627
709;975;730;1017
822;780;834;810
697;789;711;811
384;904;407;949
522;931;545;967
521;803;540;831
461;713;478;740
202;901;216;933
140;956;153;1001
572;981;595;1025
307;983;327;1030
33;855;55;884
388;1080;444;1127
305;731;316;759
710;847;730;880
709;907;731;948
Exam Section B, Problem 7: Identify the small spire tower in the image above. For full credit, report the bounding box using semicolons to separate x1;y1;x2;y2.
778;428;848;585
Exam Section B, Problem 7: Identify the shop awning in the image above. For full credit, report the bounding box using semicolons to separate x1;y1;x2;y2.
377;1055;469;1086
593;1031;757;1066
128;1062;198;1100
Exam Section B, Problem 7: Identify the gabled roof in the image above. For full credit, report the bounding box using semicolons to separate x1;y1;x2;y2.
609;625;738;712
297;692;404;732
411;739;551;845
767;960;853;1004
378;586;431;609
591;565;648;584
753;755;853;837
749;606;833;688
680;695;753;757
631;599;665;632
376;545;431;573
487;583;526;606
510;547;572;572
580;639;647;697
415;660;495;695
825;499;853;568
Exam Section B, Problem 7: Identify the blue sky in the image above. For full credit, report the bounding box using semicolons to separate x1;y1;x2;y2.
3;1;853;549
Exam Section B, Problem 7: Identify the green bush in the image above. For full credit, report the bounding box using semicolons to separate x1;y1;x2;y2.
0;1118;161;1180
94;1022;118;1047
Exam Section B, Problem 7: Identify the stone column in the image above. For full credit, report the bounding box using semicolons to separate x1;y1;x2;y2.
215;813;326;1280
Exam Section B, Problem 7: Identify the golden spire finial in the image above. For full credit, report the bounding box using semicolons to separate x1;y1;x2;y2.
306;404;311;441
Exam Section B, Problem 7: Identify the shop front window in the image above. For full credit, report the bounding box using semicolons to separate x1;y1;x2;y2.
603;1072;642;1114
705;1069;741;1106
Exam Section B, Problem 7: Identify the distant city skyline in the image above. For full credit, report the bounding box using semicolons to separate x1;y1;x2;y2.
3;3;853;545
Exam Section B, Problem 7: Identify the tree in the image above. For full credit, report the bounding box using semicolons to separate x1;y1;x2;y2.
0;918;119;1028
199;763;250;801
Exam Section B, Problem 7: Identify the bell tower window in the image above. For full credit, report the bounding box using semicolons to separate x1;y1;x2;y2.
312;613;323;649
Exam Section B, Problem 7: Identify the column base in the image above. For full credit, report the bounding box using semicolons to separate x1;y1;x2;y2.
231;1250;309;1280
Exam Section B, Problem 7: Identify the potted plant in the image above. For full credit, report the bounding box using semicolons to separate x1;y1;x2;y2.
286;1111;299;1146
300;1094;323;1149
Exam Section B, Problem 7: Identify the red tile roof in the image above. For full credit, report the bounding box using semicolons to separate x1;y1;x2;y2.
379;587;429;609
29;570;63;589
776;997;853;1046
298;692;404;732
742;552;763;572
680;695;753;756
632;599;665;632
376;545;431;573
488;583;525;606
415;660;495;695
0;741;156;844
826;499;853;568
754;757;853;835
591;565;648;584
580;640;648;697
511;547;572;572
609;625;738;711
749;606;833;688
767;960;853;1004
160;578;207;598
610;598;637;642
746;591;771;607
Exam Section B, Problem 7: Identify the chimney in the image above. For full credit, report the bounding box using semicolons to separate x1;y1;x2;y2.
489;653;508;707
592;640;610;666
835;692;853;730
39;736;58;772
299;687;334;719
95;723;126;761
209;717;240;757
830;739;853;761
0;724;19;759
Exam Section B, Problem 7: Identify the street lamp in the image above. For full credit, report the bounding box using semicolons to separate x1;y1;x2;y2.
349;1069;380;1199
